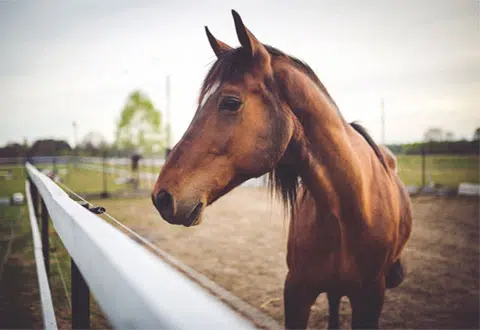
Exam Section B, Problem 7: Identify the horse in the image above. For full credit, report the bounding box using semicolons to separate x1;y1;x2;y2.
152;10;412;329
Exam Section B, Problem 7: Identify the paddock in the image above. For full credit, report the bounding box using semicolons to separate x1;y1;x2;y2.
97;187;479;329
1;161;478;329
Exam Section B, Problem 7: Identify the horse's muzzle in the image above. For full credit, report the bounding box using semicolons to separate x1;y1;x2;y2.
152;190;204;227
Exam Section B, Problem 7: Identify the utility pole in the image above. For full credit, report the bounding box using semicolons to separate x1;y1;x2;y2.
72;121;78;168
72;121;78;150
165;75;172;157
380;98;385;145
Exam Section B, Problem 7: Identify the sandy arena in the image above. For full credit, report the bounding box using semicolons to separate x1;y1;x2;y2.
99;188;479;329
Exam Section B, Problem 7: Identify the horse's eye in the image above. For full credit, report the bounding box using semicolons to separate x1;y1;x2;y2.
219;96;242;112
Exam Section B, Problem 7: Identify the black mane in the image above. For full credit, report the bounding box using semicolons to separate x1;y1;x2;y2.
350;122;387;170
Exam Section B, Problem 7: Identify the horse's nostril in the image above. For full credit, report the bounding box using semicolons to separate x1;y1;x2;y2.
155;190;174;218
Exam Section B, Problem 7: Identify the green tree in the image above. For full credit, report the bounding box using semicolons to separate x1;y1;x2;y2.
115;90;164;155
473;127;480;141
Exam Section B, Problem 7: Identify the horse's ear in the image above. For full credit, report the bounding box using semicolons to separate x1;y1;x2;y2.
205;26;232;58
231;10;267;59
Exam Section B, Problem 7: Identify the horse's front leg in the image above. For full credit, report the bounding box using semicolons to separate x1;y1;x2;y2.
349;277;386;329
284;272;319;330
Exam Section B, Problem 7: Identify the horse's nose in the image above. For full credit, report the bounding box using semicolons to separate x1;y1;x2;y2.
154;190;175;220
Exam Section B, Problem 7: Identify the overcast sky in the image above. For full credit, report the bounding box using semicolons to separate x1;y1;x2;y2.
0;0;479;148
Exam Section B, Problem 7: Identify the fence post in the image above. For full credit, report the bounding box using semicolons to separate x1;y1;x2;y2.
421;143;426;189
29;178;39;218
40;198;50;278
52;154;57;176
101;151;108;198
71;260;90;329
151;158;155;187
71;202;91;330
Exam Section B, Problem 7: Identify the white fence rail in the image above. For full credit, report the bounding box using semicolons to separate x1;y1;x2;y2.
26;162;254;329
25;181;58;330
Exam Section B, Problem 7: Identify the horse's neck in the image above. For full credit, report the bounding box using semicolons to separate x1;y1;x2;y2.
277;64;368;219
297;121;367;220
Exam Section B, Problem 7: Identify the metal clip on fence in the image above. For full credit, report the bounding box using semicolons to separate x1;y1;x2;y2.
79;201;106;215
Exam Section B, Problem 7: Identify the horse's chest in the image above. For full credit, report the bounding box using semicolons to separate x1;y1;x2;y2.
287;212;391;284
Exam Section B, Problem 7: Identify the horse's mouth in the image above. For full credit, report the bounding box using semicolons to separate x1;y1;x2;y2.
185;202;204;227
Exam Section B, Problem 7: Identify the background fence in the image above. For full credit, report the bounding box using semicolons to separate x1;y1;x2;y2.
0;152;478;199
0;155;268;197
0;151;478;201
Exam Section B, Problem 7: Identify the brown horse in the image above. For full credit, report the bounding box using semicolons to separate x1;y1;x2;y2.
152;10;412;329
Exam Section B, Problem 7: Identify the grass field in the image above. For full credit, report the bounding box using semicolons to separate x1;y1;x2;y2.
101;154;480;189
22;154;479;193
0;166;26;197
0;165;110;328
109;155;479;188
396;154;479;188
33;164;155;194
0;203;42;328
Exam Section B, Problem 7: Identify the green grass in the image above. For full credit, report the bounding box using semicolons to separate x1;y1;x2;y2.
0;203;42;328
35;155;479;191
8;155;480;195
60;166;129;194
0;166;26;196
396;154;479;188
0;164;111;328
33;164;152;194
106;163;160;174
47;221;110;328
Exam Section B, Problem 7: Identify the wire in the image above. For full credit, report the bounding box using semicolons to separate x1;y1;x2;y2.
56;181;186;273
55;181;162;258
102;212;167;257
0;211;18;282
50;237;72;309
54;180;282;329
56;181;93;207
31;180;73;308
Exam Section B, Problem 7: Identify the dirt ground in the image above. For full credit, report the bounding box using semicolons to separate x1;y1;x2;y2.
99;188;479;329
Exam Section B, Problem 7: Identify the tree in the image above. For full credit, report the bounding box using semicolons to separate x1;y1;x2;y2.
0;142;27;157
473;127;480;141
115;90;164;155
28;139;72;156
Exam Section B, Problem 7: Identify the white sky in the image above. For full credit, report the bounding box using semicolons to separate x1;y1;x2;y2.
1;0;479;147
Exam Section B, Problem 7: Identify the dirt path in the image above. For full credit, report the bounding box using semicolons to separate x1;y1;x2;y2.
101;189;479;329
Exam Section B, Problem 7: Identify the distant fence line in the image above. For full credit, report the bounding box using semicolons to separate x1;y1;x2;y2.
2;155;478;194
25;162;256;329
77;163;158;181
0;156;268;190
0;156;166;166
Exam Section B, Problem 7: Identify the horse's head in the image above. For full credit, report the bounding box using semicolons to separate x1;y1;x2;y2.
152;10;298;226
